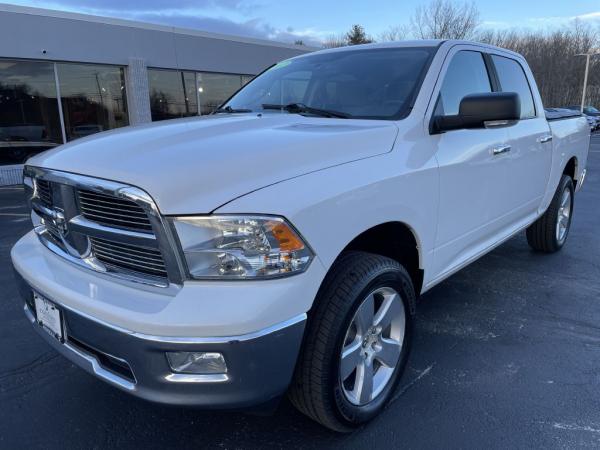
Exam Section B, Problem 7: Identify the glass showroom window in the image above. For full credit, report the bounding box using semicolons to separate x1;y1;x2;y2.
0;60;63;165
241;75;254;86
148;69;198;121
198;73;243;115
57;63;129;141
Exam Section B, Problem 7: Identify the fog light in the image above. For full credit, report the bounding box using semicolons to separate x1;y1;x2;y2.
166;352;227;374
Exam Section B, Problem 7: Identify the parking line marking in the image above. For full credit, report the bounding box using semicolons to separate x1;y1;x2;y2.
551;422;600;434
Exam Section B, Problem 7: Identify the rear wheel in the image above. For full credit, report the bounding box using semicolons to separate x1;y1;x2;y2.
526;174;574;253
289;251;415;432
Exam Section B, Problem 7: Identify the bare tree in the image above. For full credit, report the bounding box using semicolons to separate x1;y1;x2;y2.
411;0;480;40
478;21;600;107
379;25;409;42
322;33;347;48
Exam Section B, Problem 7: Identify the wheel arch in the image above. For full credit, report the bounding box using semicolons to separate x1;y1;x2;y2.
563;156;578;187
322;221;424;297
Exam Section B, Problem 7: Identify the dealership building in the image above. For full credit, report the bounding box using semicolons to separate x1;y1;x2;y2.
0;4;310;185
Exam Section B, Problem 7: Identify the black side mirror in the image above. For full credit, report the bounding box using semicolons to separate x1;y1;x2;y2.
433;92;521;133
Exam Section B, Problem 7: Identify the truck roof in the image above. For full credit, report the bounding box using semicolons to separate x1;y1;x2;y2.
308;39;524;61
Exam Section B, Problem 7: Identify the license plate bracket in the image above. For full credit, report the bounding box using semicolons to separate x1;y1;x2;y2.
34;292;64;342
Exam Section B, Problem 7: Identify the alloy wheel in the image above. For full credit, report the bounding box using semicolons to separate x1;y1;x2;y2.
339;287;406;406
556;188;572;244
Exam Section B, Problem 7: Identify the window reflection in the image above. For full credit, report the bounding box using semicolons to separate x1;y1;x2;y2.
57;63;129;141
0;60;62;165
0;59;258;166
199;73;243;115
147;71;253;118
148;69;198;121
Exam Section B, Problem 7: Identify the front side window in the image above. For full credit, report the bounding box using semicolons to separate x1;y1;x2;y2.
0;60;63;165
491;55;536;119
435;51;491;116
224;47;435;119
148;69;198;121
57;63;129;141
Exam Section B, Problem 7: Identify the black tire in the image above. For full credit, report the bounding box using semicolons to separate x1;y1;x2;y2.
526;174;574;253
289;251;416;432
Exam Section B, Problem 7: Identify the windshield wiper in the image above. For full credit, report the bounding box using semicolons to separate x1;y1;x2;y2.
262;103;351;119
213;106;253;114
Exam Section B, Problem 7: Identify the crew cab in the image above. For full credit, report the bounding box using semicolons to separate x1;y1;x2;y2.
11;40;590;431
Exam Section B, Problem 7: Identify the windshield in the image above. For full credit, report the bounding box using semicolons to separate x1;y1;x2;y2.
222;47;435;120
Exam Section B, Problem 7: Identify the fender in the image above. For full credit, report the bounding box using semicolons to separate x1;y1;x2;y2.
216;126;439;288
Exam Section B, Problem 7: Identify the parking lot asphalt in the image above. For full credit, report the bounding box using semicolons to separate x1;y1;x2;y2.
1;135;599;449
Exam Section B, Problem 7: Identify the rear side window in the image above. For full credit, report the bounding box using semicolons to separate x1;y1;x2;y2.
491;55;536;119
436;51;491;116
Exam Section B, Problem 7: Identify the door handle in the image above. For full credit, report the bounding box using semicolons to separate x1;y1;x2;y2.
491;145;511;156
538;135;553;144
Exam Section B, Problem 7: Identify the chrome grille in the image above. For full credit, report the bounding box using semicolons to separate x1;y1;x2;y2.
90;237;168;279
36;179;53;207
77;189;153;233
25;167;183;288
44;219;62;242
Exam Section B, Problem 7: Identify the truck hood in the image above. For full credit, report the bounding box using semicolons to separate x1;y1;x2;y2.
28;114;398;214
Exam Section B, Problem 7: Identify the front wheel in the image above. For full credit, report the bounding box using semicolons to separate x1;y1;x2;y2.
526;174;574;253
289;251;416;432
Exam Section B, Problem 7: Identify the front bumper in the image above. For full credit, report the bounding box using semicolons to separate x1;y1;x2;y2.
14;270;306;408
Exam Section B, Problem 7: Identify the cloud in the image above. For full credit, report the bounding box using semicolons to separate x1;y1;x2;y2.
129;10;327;46
524;10;600;27
10;0;326;46
577;11;600;21
27;0;255;13
480;20;511;29
481;10;600;31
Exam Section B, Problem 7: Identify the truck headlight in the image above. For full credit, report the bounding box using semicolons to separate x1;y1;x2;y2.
172;215;314;279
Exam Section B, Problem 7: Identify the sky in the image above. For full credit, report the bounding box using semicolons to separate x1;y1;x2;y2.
4;0;600;46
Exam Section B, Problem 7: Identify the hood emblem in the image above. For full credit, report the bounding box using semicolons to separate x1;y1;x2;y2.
49;208;68;234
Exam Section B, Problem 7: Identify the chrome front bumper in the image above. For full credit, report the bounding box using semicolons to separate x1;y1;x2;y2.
14;270;306;408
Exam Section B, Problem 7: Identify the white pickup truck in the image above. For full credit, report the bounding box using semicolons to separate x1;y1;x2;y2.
11;40;590;431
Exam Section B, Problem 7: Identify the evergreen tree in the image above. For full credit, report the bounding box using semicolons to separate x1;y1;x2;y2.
345;25;373;45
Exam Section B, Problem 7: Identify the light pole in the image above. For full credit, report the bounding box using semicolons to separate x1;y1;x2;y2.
576;50;600;113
